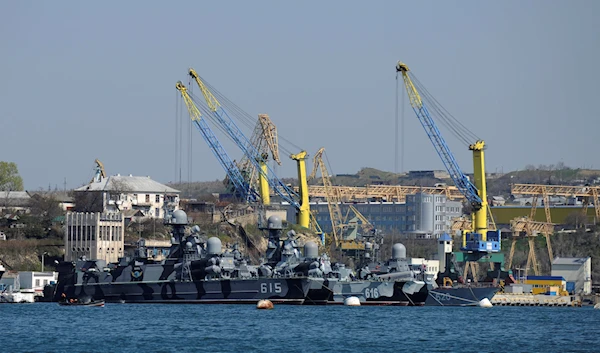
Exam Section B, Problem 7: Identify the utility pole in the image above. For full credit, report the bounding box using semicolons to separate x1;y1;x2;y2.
41;251;48;272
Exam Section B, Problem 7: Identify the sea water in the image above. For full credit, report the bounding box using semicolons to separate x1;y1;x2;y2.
2;303;599;352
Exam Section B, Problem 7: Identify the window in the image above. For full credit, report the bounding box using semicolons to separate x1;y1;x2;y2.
35;279;40;287
155;194;160;203
145;194;150;203
155;208;160;217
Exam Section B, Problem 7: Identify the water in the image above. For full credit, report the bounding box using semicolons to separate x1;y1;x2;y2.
2;303;599;352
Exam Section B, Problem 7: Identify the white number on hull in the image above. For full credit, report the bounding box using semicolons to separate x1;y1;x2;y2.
364;288;380;299
260;282;282;294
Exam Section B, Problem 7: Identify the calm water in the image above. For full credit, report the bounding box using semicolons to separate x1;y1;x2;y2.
2;303;599;353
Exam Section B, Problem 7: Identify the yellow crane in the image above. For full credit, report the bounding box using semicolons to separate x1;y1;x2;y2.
511;183;600;224
345;204;375;234
308;147;341;247
186;68;316;230
508;217;554;275
237;114;281;205
91;159;106;183
510;183;600;272
308;147;375;251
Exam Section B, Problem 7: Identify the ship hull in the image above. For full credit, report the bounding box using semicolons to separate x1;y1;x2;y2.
425;285;499;306
62;278;311;305
305;278;428;306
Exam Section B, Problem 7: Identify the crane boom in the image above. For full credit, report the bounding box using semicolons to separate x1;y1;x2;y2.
175;81;257;202
396;62;482;211
309;147;342;246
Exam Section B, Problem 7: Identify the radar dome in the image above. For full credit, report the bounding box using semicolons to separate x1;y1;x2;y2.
207;237;222;255
392;243;406;259
267;215;283;230
304;241;318;258
172;210;188;225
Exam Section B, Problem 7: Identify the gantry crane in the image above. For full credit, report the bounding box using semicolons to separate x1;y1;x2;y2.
511;183;600;225
304;184;464;202
175;81;257;202
508;217;554;275
397;61;500;279
509;182;600;273
187;68;317;231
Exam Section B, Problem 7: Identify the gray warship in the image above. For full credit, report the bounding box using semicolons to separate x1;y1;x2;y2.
424;234;499;306
258;216;428;306
53;210;311;304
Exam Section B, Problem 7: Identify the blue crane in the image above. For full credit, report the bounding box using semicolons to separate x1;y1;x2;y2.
396;61;499;254
188;69;300;209
175;81;258;202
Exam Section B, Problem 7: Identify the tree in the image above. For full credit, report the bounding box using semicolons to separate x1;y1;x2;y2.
0;162;24;191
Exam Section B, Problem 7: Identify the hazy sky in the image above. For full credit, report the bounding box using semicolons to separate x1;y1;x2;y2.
1;1;598;190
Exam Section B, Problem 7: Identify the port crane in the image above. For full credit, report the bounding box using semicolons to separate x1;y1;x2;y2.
396;61;500;278
237;114;281;205
91;159;107;183
508;182;600;273
308;147;375;252
511;183;600;224
175;81;258;202
187;69;317;231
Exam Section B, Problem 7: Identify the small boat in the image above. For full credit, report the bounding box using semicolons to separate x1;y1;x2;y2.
58;299;105;307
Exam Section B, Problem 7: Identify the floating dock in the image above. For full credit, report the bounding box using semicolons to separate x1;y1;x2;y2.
492;294;581;307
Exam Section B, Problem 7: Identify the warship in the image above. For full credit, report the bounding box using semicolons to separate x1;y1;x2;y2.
258;218;428;306
53;210;311;304
305;242;429;306
424;234;499;306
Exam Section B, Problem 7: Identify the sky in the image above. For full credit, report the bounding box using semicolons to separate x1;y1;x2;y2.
1;0;599;191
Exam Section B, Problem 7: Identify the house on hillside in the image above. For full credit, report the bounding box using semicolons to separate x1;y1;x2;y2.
0;191;31;214
73;174;180;220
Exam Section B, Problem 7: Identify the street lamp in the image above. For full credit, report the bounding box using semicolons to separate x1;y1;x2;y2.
41;251;48;272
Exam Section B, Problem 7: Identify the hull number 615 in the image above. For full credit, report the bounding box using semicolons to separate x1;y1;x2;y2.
261;282;282;294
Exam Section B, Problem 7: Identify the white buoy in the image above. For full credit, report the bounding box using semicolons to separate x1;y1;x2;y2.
344;296;361;306
256;299;274;310
594;303;600;310
478;298;493;308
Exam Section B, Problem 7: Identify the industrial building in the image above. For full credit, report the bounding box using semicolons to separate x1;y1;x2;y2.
551;257;592;295
64;212;124;263
299;191;462;239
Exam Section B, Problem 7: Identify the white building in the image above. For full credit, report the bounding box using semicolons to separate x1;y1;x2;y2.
65;212;124;263
18;271;58;296
0;191;31;214
410;258;440;281
551;257;592;295
74;174;180;219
